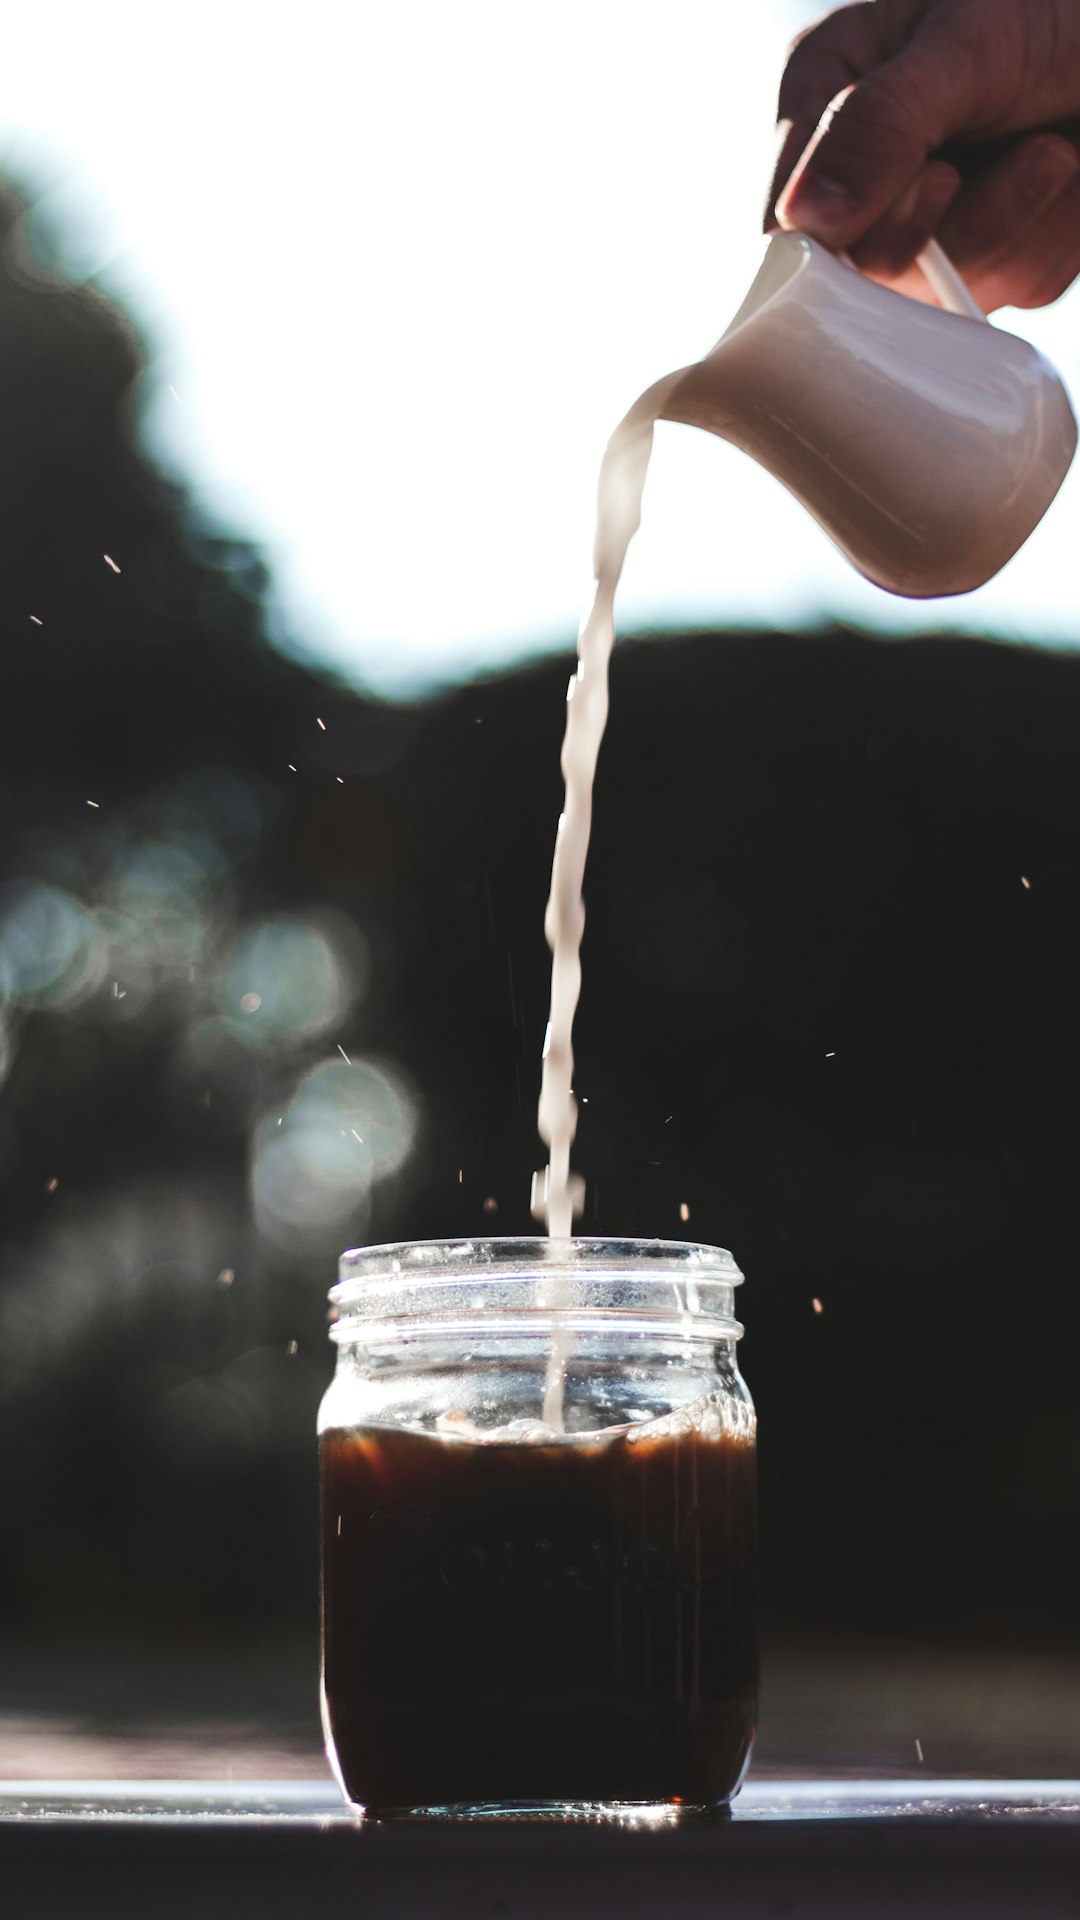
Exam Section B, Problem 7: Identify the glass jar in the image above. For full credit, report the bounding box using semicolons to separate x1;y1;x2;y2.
319;1236;756;1819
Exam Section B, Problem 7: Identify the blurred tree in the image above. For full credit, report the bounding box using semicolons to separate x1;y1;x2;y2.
2;177;1080;1657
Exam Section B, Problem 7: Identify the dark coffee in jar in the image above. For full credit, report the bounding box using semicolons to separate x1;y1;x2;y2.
320;1410;756;1813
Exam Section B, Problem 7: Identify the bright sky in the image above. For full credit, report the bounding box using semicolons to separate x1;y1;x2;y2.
4;0;1080;698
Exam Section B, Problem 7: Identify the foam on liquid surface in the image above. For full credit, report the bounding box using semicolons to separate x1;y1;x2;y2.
431;1389;755;1449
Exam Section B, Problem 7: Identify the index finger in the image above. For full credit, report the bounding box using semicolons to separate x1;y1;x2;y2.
765;3;899;226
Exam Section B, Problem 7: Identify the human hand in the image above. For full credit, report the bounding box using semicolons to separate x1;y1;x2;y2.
766;0;1080;310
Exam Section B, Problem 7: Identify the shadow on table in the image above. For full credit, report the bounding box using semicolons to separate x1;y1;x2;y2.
2;1632;1078;1782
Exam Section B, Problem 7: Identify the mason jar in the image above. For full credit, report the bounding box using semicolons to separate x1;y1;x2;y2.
319;1236;756;1819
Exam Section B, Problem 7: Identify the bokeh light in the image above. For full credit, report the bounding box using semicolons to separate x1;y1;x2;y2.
250;1055;420;1244
218;914;368;1051
161;769;265;852
152;1346;318;1467
0;1182;241;1398
0;882;106;1010
114;837;211;921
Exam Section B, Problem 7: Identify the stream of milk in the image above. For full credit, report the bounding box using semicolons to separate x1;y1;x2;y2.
529;399;669;1427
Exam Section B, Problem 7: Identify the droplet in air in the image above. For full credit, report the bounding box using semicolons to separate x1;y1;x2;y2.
483;1196;498;1213
812;1297;823;1315
218;1268;235;1287
103;554;121;574
46;1177;59;1194
1020;875;1032;890
29;615;43;626
86;800;100;809
678;1202;690;1223
240;992;262;1013
337;1044;351;1064
316;717;327;731
286;1338;299;1357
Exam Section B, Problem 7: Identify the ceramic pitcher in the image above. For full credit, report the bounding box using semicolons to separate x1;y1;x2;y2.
615;234;1076;599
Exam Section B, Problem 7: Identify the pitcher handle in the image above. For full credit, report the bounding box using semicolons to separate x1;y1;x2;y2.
916;239;986;323
839;236;986;323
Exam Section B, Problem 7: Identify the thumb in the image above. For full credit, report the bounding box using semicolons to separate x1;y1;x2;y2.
776;55;976;247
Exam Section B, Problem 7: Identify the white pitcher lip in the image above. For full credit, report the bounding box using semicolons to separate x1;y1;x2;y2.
717;230;814;347
722;232;990;349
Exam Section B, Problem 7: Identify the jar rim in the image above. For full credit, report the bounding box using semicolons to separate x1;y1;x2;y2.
330;1236;745;1342
335;1235;743;1288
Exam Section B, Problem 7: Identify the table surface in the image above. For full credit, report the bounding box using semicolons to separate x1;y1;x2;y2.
2;1780;1080;1919
0;1777;1078;1823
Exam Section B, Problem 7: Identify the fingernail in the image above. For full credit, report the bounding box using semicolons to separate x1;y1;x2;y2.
776;172;857;235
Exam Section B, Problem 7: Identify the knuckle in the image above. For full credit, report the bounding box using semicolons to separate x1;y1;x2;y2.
776;57;836;124
807;72;929;185
777;4;876;120
834;70;924;144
